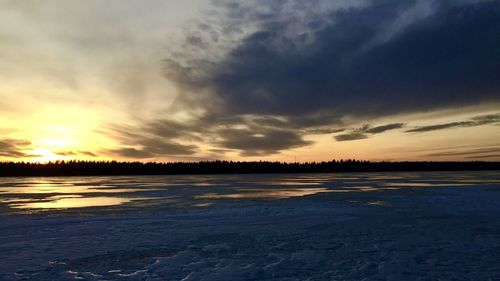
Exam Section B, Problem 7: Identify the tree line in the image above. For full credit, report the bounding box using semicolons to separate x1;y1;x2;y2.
0;160;499;177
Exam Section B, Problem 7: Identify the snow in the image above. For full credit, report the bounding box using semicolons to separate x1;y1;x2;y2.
0;172;499;280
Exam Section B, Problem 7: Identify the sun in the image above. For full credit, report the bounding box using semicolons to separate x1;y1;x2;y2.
30;148;63;163
29;138;73;163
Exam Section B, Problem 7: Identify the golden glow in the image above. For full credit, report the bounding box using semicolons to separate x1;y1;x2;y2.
38;138;72;148
26;138;72;163
0;103;118;162
12;195;132;209
0;92;498;162
29;148;65;163
0;180;151;194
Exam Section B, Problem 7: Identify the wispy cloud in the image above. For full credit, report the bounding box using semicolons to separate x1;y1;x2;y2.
217;128;313;156
423;146;500;160
105;136;198;159
0;139;31;158
335;132;369;142
406;113;500;133
425;147;500;157
335;123;405;142
105;115;313;158
365;123;406;134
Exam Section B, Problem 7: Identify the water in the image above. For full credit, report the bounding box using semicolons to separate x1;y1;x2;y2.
0;171;499;280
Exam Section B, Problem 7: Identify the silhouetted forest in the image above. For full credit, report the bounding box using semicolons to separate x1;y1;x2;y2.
0;160;499;177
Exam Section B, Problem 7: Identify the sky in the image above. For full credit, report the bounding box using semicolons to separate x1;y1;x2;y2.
0;0;499;163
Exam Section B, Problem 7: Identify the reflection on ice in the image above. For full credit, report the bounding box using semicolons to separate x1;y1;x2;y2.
11;195;133;209
197;188;333;200
0;182;153;194
0;171;498;212
367;200;387;206
0;182;74;194
193;202;214;207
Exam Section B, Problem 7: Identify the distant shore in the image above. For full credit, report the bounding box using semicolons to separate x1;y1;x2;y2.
0;160;499;177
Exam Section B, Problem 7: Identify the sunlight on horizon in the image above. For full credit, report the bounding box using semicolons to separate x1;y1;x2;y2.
29;148;65;163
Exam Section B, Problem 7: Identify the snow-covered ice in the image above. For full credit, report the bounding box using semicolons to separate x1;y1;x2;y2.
0;172;499;280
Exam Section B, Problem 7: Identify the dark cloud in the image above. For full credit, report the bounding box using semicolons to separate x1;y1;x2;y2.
335;132;368;142
108;148;155;159
406;122;471;133
406;113;500;133
79;151;98;157
217;128;312;156
165;0;500;123
144;120;204;142
106;113;317;157
0;139;31;158
470;113;500;125
106;139;198;159
335;123;404;141
138;138;198;156
365;123;405;134
103;122;199;159
307;128;346;135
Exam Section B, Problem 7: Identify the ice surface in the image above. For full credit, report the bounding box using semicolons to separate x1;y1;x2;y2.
0;171;499;280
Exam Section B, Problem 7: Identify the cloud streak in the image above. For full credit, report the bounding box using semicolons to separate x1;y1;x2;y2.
335;123;405;142
406;113;500;133
217;127;312;156
423;146;500;160
0;139;31;158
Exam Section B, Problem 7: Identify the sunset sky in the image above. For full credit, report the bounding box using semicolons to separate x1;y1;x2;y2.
1;0;499;163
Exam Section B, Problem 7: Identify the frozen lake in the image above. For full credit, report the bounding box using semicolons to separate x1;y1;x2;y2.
1;172;499;280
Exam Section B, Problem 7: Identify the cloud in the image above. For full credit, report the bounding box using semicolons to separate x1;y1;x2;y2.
335;132;369;142
52;150;99;158
365;123;405;134
406;122;471;133
107;148;155;159
165;0;500;124
105;115;313;158
425;147;500;157
406;113;500;133
100;0;499;159
217;127;312;156
423;146;500;159
53;151;77;156
79;151;98;157
0;139;31;158
465;154;500;159
105;139;198;159
335;123;404;141
307;128;346;135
